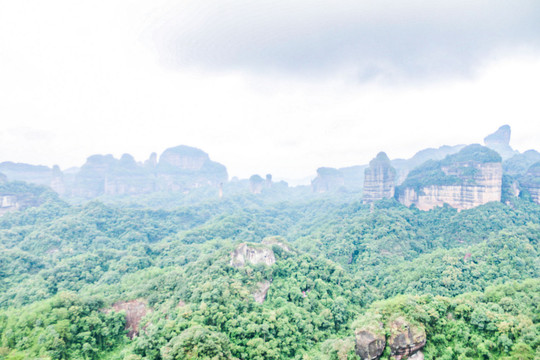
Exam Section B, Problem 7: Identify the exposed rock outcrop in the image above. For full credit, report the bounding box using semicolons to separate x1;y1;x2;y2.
249;175;264;194
311;167;345;193
354;316;425;360
355;327;386;360
253;280;272;304
50;165;66;196
387;318;426;360
265;174;273;188
0;195;19;216
70;145;227;198
484;125;518;160
0;181;48;216
159;145;208;171
363;152;396;203
397;145;503;211
156;145;228;191
230;243;276;268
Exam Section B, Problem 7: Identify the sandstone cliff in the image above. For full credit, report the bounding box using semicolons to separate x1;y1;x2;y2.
363;152;396;203
70;146;227;198
230;243;276;268
249;175;264;194
484;125;518;160
156;145;228;191
397;145;502;211
0;181;48;216
311;167;345;193
387;317;426;360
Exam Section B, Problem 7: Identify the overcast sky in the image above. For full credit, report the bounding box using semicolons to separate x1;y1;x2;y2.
1;1;539;182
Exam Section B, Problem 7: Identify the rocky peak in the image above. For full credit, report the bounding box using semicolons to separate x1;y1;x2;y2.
50;165;66;195
158;145;210;171
145;152;158;169
363;152;396;203
249;175;264;194
483;125;517;160
119;153;137;168
265;174;272;188
355;326;385;360
484;125;511;146
311;167;345;193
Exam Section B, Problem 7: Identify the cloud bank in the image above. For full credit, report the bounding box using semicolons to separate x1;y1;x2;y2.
152;0;540;81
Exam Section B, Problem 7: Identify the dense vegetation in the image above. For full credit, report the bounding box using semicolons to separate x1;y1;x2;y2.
0;178;538;359
396;145;502;194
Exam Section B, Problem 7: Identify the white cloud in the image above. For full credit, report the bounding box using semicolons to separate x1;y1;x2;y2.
0;1;539;183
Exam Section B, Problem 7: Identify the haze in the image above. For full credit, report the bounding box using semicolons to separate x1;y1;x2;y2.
1;0;539;182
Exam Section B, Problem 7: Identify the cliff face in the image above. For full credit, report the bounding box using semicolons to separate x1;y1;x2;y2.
70;146;228;198
230;243;276;268
159;145;208;171
0;181;48;216
311;167;345;193
156;146;228;192
399;162;502;211
398;145;503;211
249;175;264;194
363;152;396;203
484;125;518;160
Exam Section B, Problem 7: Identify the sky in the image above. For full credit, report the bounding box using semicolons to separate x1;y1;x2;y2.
1;0;539;183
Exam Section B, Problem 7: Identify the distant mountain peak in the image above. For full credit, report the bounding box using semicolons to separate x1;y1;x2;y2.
484;125;511;146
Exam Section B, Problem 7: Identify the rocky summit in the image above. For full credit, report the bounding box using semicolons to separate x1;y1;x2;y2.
363;152;396;203
311;167;345;193
484;125;518;160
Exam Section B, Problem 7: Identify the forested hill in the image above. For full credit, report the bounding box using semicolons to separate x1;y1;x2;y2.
0;187;538;359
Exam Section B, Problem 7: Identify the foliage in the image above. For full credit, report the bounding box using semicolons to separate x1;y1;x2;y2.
0;179;539;359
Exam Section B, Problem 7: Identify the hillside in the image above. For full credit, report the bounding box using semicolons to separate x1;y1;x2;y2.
0;125;539;359
0;188;538;359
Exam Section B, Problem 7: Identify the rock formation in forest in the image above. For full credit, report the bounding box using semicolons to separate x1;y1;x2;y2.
397;145;503;211
311;167;345;193
363;152;396;203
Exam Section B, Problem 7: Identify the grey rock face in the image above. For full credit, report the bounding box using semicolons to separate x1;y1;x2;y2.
484;125;517;160
484;125;511;146
363;152;396;203
311;167;345;193
230;243;276;268
387;318;426;360
355;329;386;360
253;280;272;304
249;174;264;194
